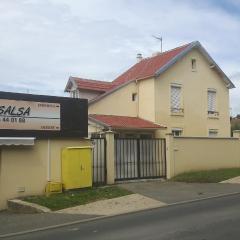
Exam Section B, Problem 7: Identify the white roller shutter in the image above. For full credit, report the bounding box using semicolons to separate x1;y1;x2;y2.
208;90;216;112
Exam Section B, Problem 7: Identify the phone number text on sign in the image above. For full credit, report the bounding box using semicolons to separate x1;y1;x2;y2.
0;99;60;131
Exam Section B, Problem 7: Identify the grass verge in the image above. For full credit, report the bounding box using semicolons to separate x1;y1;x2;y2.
171;168;240;183
24;186;132;211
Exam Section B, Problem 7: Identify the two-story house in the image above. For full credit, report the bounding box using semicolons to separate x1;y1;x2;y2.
65;41;235;138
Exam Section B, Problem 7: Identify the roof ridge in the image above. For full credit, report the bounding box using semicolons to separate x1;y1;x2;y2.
112;42;193;84
141;42;192;61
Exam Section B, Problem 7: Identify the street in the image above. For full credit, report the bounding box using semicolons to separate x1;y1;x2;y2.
6;193;240;240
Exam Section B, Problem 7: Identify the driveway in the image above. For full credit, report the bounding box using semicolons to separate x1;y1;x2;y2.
119;180;240;204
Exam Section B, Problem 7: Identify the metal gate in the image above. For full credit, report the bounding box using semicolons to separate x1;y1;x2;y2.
91;138;106;185
115;138;166;181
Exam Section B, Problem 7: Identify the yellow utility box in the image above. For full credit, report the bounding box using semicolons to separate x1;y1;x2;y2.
61;147;93;190
45;182;63;194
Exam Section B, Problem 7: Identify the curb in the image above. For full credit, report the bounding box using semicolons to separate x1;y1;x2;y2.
1;191;240;238
7;199;51;214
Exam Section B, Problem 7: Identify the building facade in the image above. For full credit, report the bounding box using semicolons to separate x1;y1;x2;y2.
65;41;234;138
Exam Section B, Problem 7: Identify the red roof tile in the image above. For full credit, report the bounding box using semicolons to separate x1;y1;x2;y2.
72;77;113;92
68;43;191;94
89;114;165;129
112;43;190;86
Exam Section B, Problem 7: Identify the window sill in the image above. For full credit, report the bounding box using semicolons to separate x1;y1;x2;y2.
171;112;184;117
208;115;219;120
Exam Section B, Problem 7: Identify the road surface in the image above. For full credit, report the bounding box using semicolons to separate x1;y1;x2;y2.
7;193;240;240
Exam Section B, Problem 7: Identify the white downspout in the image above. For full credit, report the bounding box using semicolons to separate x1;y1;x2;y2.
47;139;51;182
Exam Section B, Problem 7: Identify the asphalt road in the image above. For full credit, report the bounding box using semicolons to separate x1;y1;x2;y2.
6;193;240;240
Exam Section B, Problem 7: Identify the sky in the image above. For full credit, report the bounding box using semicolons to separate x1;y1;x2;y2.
0;0;240;115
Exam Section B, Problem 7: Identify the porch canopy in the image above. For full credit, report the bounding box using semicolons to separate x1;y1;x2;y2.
88;114;166;131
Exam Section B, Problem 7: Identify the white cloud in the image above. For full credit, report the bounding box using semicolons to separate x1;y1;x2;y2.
0;0;240;114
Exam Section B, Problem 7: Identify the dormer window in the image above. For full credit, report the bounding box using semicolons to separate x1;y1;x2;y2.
71;90;79;98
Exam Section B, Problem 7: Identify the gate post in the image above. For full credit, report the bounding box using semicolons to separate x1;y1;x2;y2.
105;131;115;184
165;133;174;179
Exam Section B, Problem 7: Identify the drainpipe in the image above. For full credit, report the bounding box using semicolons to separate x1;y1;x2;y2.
136;79;139;117
47;139;51;182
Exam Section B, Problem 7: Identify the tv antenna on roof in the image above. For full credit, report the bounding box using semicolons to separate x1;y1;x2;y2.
152;35;163;53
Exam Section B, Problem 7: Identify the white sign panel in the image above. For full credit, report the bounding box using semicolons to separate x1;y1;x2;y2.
0;99;60;131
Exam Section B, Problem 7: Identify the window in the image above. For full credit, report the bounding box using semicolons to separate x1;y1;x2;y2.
125;133;138;138
191;59;197;71
91;133;102;138
71;90;79;98
209;129;218;137
208;89;216;114
172;128;183;137
140;133;153;139
132;93;137;101
171;85;182;113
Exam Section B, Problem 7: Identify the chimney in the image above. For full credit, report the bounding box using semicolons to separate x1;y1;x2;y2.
136;53;143;62
152;51;161;57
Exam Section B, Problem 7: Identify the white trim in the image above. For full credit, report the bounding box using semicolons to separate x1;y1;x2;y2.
47;139;51;182
0;137;35;146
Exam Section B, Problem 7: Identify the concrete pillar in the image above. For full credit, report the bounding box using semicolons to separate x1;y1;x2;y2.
233;130;240;139
165;133;174;179
105;131;115;184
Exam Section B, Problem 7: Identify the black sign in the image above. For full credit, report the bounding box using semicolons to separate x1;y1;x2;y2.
0;91;88;138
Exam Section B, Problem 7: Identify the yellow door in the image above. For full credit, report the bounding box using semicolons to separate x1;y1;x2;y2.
61;147;92;190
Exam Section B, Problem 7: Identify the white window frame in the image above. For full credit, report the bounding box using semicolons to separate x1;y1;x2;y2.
71;90;80;98
172;128;183;137
171;84;183;114
207;89;217;114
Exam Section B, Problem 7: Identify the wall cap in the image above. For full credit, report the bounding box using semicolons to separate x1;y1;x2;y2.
174;136;238;140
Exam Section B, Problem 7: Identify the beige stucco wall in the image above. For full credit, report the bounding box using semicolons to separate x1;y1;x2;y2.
167;136;240;178
138;78;155;122
0;138;91;210
155;49;231;137
89;82;138;117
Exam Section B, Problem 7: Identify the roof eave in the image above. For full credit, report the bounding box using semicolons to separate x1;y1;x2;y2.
88;116;110;128
64;76;77;92
112;126;166;130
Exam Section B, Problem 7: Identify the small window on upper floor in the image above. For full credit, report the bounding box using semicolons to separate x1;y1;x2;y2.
132;93;137;101
71;90;79;98
209;129;218;137
191;58;197;71
172;128;183;137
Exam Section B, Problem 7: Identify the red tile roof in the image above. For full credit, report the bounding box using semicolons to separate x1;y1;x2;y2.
112;43;190;86
89;114;166;129
72;77;113;92
66;43;191;94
